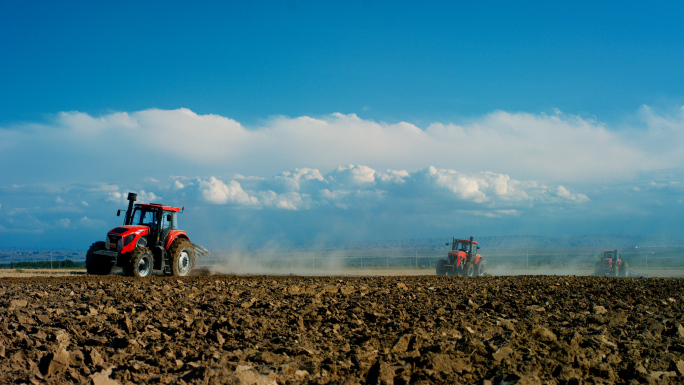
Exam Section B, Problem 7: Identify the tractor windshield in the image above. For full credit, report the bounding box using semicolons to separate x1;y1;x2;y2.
452;241;470;252
131;207;159;229
604;251;617;259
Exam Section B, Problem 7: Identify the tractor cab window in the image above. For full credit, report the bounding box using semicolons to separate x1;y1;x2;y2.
132;208;158;229
452;241;469;252
161;211;177;230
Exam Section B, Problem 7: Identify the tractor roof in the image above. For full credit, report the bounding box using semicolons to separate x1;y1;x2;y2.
135;203;181;212
454;239;477;244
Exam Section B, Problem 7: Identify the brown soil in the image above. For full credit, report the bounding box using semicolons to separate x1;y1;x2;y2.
1;275;683;384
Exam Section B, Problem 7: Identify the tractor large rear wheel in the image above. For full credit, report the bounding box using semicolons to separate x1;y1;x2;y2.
170;239;194;277
474;261;485;277
86;241;114;275
619;262;629;277
129;247;153;278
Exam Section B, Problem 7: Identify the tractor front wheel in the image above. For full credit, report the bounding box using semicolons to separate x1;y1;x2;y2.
465;263;474;277
170;239;195;277
594;262;603;276
436;259;447;276
129;247;153;278
86;241;114;275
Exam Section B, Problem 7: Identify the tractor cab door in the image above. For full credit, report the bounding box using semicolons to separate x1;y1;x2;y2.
143;209;162;247
160;211;177;247
132;207;160;246
464;242;473;262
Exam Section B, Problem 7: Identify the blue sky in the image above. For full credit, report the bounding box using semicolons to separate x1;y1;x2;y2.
1;1;684;249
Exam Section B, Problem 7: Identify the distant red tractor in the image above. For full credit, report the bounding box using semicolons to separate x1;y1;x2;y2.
86;192;202;277
436;237;486;277
595;250;629;277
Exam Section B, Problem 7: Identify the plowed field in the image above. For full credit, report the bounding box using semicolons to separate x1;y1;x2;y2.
2;275;684;384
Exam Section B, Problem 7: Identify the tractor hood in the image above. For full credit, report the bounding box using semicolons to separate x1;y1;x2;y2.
109;225;149;236
105;225;150;254
448;250;467;258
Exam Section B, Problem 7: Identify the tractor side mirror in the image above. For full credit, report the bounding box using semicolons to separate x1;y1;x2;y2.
477;246;480;249
445;243;449;246
117;209;121;217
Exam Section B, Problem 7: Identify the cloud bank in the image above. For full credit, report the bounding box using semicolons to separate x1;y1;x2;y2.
1;106;683;248
3;106;684;186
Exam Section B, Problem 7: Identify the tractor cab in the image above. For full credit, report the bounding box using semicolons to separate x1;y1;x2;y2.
125;203;181;249
600;250;619;269
447;238;479;265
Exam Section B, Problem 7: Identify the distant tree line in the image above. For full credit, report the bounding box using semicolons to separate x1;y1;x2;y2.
1;260;85;269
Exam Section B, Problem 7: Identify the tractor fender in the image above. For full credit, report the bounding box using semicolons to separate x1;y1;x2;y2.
473;254;483;265
164;230;190;250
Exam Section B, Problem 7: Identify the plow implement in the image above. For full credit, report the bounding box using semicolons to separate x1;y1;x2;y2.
192;243;211;258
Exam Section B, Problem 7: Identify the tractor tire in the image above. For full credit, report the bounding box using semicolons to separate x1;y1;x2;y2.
86;241;114;275
619;262;629;277
474;261;485;277
169;238;194;277
594;262;603;276
465;262;475;277
436;259;447;276
129;247;153;278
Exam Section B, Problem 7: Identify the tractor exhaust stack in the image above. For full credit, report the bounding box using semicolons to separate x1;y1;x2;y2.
124;192;137;226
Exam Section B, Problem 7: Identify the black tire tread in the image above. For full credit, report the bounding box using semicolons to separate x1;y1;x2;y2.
169;238;194;277
129;247;153;278
86;241;114;275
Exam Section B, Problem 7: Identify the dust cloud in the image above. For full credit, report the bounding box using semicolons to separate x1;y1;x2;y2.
195;244;684;278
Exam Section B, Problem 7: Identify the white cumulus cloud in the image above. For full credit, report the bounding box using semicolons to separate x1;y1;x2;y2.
199;177;259;206
4;106;683;187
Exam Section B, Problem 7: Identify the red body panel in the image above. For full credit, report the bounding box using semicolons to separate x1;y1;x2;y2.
447;251;467;266
164;230;189;249
107;225;150;254
473;254;483;265
446;252;483;266
602;258;622;269
107;227;189;254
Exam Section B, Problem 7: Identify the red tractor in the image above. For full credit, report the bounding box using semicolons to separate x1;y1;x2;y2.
436;237;485;277
86;192;202;277
594;250;629;277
